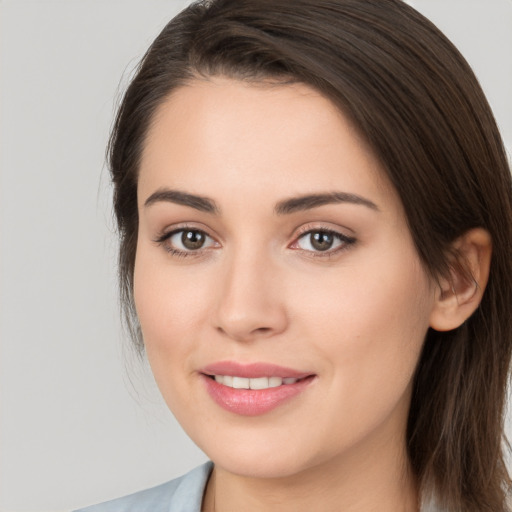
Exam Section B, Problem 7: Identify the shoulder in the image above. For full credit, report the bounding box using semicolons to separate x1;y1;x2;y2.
74;462;213;512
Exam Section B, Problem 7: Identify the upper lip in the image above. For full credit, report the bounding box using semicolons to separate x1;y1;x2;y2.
200;361;314;379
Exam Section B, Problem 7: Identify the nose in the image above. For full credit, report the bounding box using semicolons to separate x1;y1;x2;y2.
212;248;288;342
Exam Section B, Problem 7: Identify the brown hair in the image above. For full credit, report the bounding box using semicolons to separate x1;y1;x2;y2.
108;0;512;509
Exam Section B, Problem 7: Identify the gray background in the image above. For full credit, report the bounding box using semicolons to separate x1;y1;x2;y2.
1;1;511;511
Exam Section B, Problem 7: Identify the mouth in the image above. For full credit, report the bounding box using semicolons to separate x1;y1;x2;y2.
199;362;316;416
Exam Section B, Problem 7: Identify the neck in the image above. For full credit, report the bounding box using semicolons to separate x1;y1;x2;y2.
202;422;419;512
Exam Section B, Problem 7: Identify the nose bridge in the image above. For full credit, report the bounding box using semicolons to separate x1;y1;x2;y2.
213;242;287;341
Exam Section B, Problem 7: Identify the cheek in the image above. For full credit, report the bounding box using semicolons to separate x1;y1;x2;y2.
133;243;212;367
133;248;215;419
292;248;433;420
295;252;431;339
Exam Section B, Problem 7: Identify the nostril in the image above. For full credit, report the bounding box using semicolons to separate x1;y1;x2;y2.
213;300;288;341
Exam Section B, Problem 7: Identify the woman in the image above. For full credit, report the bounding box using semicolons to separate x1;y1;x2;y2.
76;0;512;510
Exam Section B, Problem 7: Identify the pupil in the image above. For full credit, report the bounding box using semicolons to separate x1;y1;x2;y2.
311;232;333;251
182;230;205;250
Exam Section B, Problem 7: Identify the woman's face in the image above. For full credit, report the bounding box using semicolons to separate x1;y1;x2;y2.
135;78;437;479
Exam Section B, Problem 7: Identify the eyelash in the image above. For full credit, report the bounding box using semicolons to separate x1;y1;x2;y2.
292;225;356;258
153;225;217;259
153;225;356;259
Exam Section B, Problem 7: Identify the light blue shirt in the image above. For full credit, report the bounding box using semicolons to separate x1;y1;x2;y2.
74;462;213;512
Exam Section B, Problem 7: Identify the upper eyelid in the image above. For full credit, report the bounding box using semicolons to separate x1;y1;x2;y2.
167;227;215;241
154;223;217;243
294;221;355;236
292;228;355;244
292;223;356;243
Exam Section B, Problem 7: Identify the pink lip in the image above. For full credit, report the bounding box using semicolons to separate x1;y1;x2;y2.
200;361;316;416
201;361;311;379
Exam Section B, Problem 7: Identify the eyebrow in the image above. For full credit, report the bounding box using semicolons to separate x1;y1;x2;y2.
274;192;379;215
143;188;378;215
144;189;220;214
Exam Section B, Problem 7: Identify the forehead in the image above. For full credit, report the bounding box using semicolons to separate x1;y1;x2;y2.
138;77;397;213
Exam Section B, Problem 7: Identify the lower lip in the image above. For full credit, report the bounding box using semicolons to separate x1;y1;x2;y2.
201;374;315;416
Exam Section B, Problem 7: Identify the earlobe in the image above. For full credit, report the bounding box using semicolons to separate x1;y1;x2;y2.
429;228;492;332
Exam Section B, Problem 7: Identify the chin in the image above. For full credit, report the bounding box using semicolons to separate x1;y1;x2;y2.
193;428;322;480
213;452;313;480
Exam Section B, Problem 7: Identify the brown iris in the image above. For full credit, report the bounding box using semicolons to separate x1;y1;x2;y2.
181;230;205;250
310;231;334;251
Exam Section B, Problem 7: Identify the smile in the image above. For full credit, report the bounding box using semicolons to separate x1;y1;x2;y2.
211;375;301;389
200;362;316;416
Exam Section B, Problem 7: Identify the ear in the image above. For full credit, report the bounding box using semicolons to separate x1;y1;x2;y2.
429;228;492;332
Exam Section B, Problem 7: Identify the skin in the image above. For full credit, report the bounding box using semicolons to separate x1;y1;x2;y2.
134;78;489;511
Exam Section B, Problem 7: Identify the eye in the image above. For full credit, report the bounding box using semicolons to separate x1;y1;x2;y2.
155;228;218;256
170;229;212;251
291;228;356;255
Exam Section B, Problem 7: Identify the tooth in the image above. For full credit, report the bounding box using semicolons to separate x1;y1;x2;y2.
249;377;269;390
232;376;250;389
214;375;295;389
268;377;283;387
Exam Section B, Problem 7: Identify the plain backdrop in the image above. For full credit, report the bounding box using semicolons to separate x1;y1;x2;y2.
1;1;511;511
